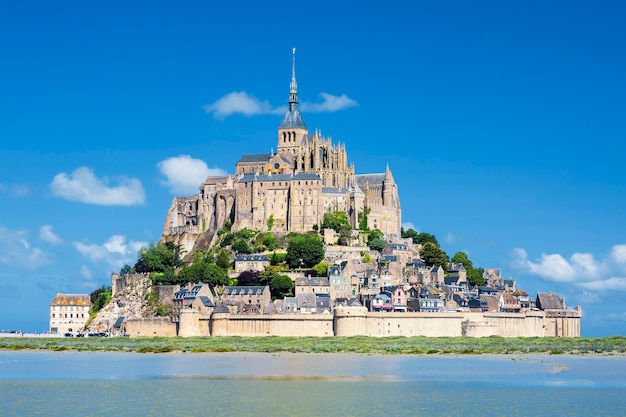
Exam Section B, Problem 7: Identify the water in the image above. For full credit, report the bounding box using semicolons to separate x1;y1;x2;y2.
1;351;625;416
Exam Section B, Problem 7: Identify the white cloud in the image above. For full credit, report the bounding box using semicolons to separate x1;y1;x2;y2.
73;235;147;270
511;244;626;291
157;155;227;195
301;93;358;113
0;227;52;269
204;91;357;118
204;91;285;118
50;166;145;206
39;225;62;245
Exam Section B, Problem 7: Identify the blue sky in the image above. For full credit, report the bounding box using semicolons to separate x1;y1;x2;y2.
1;1;625;336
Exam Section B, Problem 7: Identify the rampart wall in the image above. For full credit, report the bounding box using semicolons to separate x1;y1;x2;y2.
125;317;177;337
162;307;581;338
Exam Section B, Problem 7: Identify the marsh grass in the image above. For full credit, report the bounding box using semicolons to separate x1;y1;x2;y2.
1;335;625;355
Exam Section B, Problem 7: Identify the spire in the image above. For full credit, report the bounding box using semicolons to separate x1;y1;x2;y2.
279;48;307;130
289;47;298;104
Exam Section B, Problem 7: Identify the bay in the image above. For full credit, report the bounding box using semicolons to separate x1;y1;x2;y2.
1;351;625;416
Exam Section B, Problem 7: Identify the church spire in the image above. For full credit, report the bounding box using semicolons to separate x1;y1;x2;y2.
279;48;306;130
289;47;298;105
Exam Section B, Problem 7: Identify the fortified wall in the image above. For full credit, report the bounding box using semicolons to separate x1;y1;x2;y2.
124;306;581;338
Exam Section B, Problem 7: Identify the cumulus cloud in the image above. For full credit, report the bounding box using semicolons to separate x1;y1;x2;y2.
0;227;52;269
50;167;145;206
204;91;357;118
204;91;285;118
511;244;626;291
39;225;62;245
74;235;147;271
301;93;358;113
157;155;227;195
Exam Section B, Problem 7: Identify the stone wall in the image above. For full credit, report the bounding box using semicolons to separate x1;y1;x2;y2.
127;307;581;338
125;317;177;337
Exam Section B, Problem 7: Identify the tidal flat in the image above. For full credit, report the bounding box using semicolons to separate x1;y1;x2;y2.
1;335;626;355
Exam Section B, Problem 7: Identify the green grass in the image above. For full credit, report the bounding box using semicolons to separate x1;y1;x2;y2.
1;335;626;355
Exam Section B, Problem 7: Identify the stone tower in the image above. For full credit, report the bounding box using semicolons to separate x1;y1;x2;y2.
277;48;307;156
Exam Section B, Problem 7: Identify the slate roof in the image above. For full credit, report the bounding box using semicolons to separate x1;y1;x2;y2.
536;292;564;310
238;173;321;183
322;187;348;194
355;173;385;187
279;105;307;129
238;153;271;163
113;316;125;329
197;296;215;308
295;277;330;286
223;286;267;295
235;254;269;262
213;302;230;313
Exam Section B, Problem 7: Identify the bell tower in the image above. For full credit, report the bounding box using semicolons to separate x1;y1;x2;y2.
277;48;308;155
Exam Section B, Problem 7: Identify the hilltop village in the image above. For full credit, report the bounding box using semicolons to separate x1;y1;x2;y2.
49;51;581;338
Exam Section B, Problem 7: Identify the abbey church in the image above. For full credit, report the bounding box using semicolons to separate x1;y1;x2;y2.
162;51;401;252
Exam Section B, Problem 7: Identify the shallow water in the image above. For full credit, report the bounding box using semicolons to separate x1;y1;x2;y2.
1;352;625;416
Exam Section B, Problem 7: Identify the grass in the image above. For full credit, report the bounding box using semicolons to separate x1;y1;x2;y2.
1;335;626;355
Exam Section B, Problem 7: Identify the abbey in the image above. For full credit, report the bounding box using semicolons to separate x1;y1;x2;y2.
163;51;401;252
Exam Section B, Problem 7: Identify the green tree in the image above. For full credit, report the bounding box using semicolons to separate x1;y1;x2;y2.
312;262;328;277
269;252;287;266
285;233;325;269
267;214;275;231
401;228;439;246
420;242;448;268
468;267;485;287
338;224;353;246
321;208;351;232
368;237;386;252
232;238;251;254
90;285;112;313
134;242;183;273
216;249;231;269
120;264;135;275
362;252;372;264
358;207;371;231
270;274;293;298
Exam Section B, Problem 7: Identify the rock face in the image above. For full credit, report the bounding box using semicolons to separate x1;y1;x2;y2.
88;276;155;332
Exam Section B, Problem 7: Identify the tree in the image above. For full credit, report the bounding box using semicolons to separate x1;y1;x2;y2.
90;285;112;313
266;214;275;231
420;242;448;268
338;224;353;246
401;228;439;246
450;252;485;287
362;252;372;264
232;238;251;254
358;207;371;231
312;262;328;277
216;249;231;269
135;242;183;273
120;264;135;275
285;233;325;269
177;261;229;288
270;274;293;298
237;270;260;286
321;208;351;232
367;229;384;244
368;237;386;252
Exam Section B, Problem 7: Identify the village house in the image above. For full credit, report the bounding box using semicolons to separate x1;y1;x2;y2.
49;293;92;335
234;254;270;273
219;285;271;314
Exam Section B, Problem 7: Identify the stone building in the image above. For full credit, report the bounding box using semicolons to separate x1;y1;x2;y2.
49;293;92;334
162;50;401;254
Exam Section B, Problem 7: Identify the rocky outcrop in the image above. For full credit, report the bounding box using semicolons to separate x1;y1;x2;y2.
87;275;156;332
